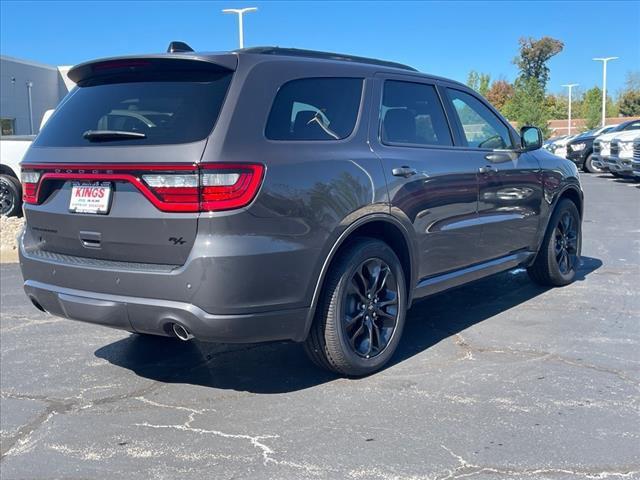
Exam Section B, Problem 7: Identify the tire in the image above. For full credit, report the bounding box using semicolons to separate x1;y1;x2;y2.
304;237;407;376
527;199;581;287
0;175;22;217
583;154;602;174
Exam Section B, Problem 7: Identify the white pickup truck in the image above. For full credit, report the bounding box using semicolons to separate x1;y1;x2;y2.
0;110;53;216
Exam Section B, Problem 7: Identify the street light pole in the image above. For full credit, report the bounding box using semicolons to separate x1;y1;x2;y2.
561;83;578;136
592;57;618;127
26;81;34;135
222;7;257;49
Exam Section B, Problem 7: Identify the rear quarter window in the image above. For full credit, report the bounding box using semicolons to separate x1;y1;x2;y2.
265;78;363;141
34;71;232;147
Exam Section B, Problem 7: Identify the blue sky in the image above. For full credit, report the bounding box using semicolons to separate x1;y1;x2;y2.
1;1;638;95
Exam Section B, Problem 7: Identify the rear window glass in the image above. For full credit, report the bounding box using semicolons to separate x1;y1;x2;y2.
34;72;232;147
265;78;362;141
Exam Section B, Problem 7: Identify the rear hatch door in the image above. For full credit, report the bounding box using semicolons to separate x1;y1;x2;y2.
21;56;235;265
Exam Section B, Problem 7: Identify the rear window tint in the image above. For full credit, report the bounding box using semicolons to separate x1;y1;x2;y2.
265;78;362;141
35;72;232;147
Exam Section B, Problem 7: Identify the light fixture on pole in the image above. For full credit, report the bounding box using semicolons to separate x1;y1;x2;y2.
592;57;618;127
561;83;579;136
222;7;258;49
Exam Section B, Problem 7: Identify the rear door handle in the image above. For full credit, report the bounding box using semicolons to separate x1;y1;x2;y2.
392;166;418;178
478;165;498;174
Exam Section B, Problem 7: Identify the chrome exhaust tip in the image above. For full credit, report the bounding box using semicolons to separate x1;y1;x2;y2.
172;323;194;341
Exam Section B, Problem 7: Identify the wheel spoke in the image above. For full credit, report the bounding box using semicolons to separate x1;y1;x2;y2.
350;278;368;303
371;321;383;353
559;250;569;273
349;323;365;351
375;308;397;328
363;320;374;357
373;267;390;296
377;297;398;308
355;265;370;298
365;260;382;296
554;238;563;257
345;311;364;329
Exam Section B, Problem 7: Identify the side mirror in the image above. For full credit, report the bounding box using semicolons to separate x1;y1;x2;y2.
520;126;543;151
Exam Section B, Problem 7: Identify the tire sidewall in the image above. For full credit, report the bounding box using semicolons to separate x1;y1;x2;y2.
584;154;598;173
332;241;407;375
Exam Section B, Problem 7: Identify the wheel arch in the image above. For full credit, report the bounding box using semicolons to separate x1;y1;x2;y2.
530;184;583;266
301;214;417;341
557;185;583;218
0;165;19;179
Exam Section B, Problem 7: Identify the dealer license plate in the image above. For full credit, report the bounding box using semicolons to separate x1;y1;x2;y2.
69;182;112;214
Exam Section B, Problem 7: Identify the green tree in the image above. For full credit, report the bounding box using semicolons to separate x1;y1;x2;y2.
617;71;640;116
545;94;569;120
486;80;514;111
502;77;552;136
581;87;617;129
514;37;564;88
466;71;491;97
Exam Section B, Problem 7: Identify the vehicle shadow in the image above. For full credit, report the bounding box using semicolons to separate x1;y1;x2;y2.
95;256;602;394
612;178;639;185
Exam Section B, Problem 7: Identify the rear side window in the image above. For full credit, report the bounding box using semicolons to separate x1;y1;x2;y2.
34;72;232;147
265;78;362;141
446;88;513;149
381;80;452;147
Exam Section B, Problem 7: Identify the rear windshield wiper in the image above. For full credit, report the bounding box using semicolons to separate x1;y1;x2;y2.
83;130;146;142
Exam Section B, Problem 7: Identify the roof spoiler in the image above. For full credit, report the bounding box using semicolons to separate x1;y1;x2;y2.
67;55;237;85
167;41;194;53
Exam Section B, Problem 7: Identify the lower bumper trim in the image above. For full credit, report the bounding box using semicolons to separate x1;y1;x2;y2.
24;280;309;343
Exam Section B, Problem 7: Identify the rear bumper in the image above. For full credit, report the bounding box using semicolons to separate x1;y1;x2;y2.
24;279;309;343
19;224;317;343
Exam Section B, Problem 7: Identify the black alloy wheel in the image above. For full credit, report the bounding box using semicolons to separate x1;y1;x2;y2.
553;211;579;275
343;258;399;359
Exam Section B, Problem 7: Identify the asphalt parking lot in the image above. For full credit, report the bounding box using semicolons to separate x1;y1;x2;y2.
1;173;638;480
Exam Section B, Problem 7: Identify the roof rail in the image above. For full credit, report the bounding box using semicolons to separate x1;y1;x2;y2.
238;47;418;72
167;41;194;53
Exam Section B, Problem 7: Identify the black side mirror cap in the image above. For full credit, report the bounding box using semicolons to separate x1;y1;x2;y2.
520;126;543;151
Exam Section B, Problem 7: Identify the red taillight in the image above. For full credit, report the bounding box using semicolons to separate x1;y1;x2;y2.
200;164;264;211
20;163;264;212
21;171;40;204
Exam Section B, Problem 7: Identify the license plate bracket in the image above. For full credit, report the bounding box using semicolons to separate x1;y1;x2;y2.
69;182;112;214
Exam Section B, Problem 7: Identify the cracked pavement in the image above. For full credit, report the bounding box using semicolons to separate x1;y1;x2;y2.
1;174;639;479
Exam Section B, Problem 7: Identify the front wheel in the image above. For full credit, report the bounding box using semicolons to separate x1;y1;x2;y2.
527;199;581;287
304;238;407;376
583;154;603;174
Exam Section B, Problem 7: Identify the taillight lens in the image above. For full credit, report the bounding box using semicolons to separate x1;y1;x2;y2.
21;170;41;204
200;164;264;211
19;163;264;212
141;174;199;204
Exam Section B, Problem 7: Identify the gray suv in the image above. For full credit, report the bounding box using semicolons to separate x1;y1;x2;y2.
19;46;583;376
